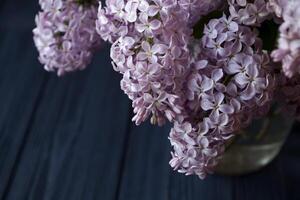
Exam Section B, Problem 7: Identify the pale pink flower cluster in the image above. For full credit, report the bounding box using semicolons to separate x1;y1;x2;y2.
271;0;300;78
33;0;101;76
169;15;275;178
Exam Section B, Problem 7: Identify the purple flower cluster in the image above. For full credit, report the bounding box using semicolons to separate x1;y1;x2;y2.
271;0;300;78
228;0;271;26
33;0;101;76
267;0;287;18
95;0;281;179
32;0;300;179
169;15;275;178
178;0;224;26
96;0;223;43
96;0;197;125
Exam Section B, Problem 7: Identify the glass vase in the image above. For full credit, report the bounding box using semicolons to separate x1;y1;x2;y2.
215;109;294;175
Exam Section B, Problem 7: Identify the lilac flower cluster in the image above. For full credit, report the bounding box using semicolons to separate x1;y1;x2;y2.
33;0;101;76
271;0;300;78
267;0;287;17
32;0;300;179
97;0;194;126
95;0;281;179
178;0;224;26
169;15;275;178
228;0;271;26
96;0;223;43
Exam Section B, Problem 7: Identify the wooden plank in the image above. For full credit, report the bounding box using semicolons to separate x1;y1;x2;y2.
0;29;48;199
0;25;132;199
117;122;172;200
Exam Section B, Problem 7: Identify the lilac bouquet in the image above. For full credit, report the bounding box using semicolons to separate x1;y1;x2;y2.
33;0;300;179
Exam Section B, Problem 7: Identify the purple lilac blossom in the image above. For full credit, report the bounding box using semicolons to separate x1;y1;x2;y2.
271;0;300;78
267;0;288;18
169;15;276;179
178;0;224;26
32;0;300;179
97;0;196;126
228;0;271;26
96;0;224;43
33;0;102;76
95;0;291;179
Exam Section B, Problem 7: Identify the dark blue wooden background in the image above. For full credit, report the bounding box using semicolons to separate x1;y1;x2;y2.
0;0;300;199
